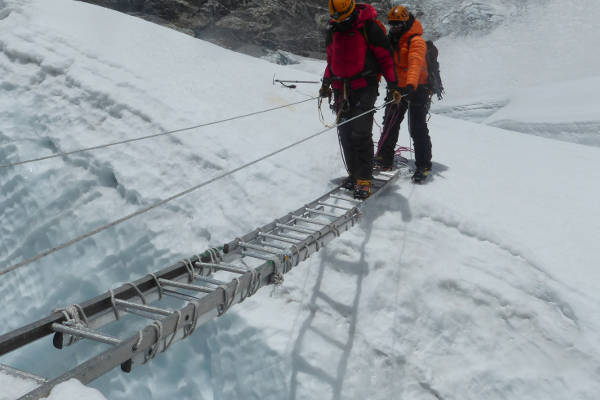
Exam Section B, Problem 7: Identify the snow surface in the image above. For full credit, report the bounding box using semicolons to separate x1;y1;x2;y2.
435;0;600;146
0;367;42;400
1;0;599;399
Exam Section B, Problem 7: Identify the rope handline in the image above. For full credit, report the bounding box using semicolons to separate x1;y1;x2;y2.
0;100;390;277
0;97;317;169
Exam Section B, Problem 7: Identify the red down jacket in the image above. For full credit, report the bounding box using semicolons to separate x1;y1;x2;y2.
323;4;397;90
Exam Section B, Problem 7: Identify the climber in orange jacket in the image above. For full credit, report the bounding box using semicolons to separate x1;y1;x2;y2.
377;5;433;183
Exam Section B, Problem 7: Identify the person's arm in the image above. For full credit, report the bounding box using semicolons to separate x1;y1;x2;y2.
364;20;397;85
406;35;427;89
322;29;334;85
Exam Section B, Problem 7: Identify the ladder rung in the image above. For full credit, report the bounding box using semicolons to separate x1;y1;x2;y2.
52;323;121;346
195;276;226;286
242;251;278;262
114;299;173;317
159;278;215;293
239;241;283;255
329;194;361;204
258;232;302;244
294;216;328;226
378;171;395;177
196;262;248;274
276;223;319;234
162;288;203;301
257;240;289;251
317;202;353;211
305;208;340;218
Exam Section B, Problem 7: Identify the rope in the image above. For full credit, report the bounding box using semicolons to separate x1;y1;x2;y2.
182;258;196;282
0;98;318;169
145;321;163;361
133;329;144;352
376;104;401;157
0;100;391;277
163;310;182;352
148;273;163;299
123;282;147;305
109;289;120;321
53;304;89;346
217;278;239;316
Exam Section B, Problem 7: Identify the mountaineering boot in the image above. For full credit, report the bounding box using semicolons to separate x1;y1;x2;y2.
373;157;393;172
354;179;371;199
411;167;431;184
342;176;355;190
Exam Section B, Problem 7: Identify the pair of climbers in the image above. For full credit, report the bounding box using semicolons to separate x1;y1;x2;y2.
319;1;436;198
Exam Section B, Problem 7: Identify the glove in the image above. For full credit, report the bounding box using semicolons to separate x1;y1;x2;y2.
386;85;403;105
399;85;415;101
319;84;332;98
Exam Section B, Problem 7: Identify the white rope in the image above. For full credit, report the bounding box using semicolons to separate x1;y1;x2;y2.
182;259;195;282
145;321;163;361
133;329;144;352
163;311;182;351
0;98;318;169
218;278;239;316
0;100;390;277
109;289;120;321
147;273;163;299
123;282;147;305
53;304;89;346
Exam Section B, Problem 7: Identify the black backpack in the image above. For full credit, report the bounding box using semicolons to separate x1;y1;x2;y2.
408;35;444;101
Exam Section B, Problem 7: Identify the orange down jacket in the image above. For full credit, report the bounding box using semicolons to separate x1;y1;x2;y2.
393;18;429;89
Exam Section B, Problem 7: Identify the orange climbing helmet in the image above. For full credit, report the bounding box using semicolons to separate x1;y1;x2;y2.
329;0;356;23
387;5;410;23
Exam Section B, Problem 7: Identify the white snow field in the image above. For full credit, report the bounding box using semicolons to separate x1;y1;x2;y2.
0;0;599;399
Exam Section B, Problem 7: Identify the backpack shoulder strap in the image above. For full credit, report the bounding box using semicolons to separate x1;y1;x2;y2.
406;34;421;48
361;19;387;45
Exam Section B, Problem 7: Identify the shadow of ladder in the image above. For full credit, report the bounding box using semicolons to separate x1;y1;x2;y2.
289;237;370;400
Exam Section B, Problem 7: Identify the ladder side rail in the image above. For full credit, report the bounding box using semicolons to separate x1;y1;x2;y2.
0;252;219;356
19;257;281;400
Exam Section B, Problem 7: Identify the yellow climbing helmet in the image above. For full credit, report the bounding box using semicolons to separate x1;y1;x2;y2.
329;0;356;23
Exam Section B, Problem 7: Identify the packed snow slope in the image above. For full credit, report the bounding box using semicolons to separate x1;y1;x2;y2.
1;0;599;399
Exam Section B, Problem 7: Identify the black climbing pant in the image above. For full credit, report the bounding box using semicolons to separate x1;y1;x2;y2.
379;86;432;169
335;84;379;181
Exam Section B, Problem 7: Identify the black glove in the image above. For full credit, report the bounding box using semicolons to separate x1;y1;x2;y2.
386;85;402;105
399;85;416;101
319;83;332;98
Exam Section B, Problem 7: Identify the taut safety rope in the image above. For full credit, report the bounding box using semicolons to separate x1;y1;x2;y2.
0;98;317;169
0;99;393;276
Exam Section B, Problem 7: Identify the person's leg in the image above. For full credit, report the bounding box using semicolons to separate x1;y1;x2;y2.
378;100;407;167
334;90;355;180
408;88;432;170
349;85;379;181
